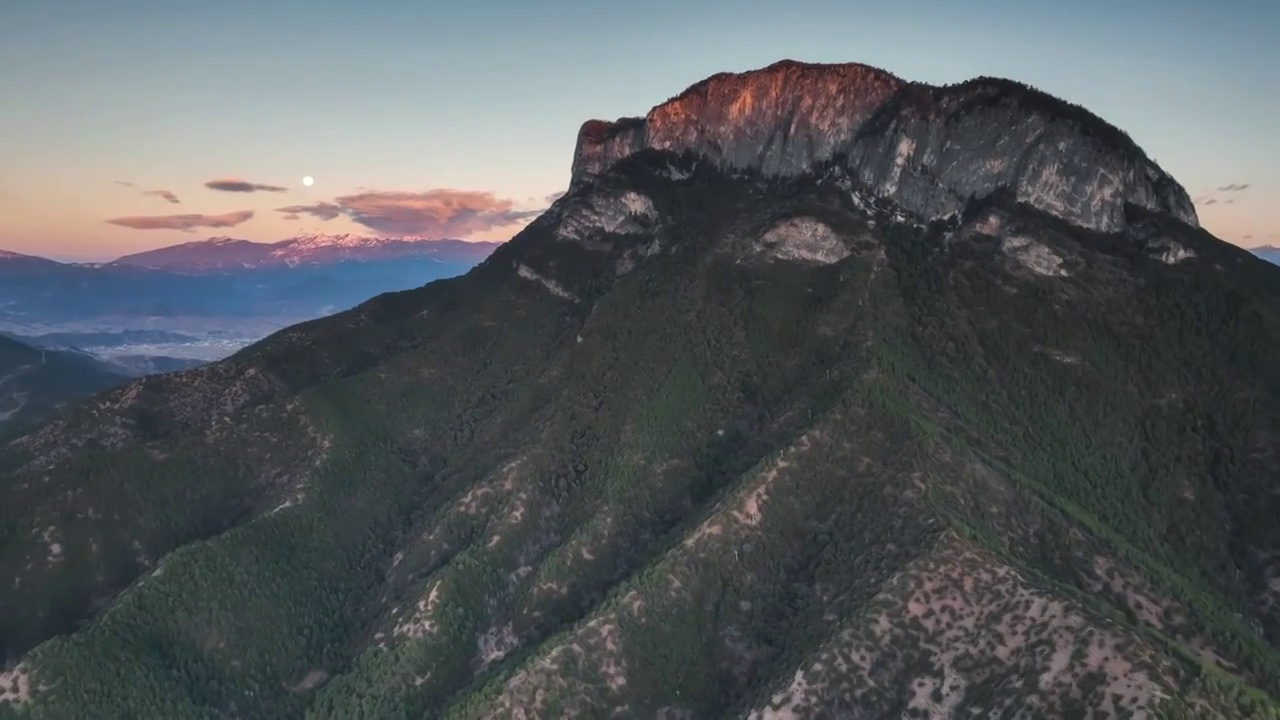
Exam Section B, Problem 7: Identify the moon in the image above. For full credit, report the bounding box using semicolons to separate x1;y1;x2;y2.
302;176;314;187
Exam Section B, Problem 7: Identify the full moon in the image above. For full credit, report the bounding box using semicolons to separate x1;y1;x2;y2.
302;176;314;187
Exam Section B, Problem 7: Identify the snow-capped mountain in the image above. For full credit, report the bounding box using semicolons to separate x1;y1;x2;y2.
112;234;500;271
0;236;497;349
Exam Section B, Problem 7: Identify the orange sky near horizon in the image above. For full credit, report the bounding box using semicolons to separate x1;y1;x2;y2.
2;0;1275;262
1;164;1271;262
0;176;562;261
0;175;1272;263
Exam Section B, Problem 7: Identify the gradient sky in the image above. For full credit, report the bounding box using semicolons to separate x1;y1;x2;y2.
1;0;1276;261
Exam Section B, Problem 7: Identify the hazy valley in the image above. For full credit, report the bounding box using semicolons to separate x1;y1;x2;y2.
0;237;495;436
0;236;497;360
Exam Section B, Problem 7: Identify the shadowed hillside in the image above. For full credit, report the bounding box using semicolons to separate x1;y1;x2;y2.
0;336;131;439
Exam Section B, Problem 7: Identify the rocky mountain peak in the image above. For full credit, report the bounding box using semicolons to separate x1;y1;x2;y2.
571;60;1198;233
572;60;902;182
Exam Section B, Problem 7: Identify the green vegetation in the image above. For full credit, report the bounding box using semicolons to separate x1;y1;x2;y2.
0;335;131;440
1;153;1278;718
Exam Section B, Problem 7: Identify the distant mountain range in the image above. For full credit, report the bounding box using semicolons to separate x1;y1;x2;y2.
0;235;499;429
0;234;501;359
1253;244;1280;265
112;234;498;272
2;329;203;349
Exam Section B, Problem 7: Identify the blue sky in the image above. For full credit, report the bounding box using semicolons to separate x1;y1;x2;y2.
1;0;1275;259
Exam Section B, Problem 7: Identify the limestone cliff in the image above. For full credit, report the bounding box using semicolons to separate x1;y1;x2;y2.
571;60;1198;232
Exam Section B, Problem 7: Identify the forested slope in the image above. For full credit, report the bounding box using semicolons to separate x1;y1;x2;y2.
1;151;1278;718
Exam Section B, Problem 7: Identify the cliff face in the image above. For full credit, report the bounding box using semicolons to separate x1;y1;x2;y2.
572;62;902;181
571;60;1198;232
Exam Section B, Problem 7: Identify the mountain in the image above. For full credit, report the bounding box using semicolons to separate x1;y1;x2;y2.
98;354;207;376
0;238;498;359
5;329;205;350
0;250;70;276
113;234;500;272
0;332;202;438
2;60;1279;718
1253;245;1280;265
573;60;1196;232
0;335;132;438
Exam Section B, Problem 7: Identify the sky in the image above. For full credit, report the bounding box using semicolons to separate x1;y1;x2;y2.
1;0;1276;261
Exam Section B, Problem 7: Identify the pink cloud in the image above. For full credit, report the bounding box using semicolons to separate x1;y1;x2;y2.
274;189;545;237
276;202;343;221
105;210;254;230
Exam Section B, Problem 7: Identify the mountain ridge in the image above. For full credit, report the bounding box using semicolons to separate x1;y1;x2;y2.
0;335;132;438
0;237;500;346
1;236;501;273
572;59;1198;234
1253;244;1280;265
111;234;501;272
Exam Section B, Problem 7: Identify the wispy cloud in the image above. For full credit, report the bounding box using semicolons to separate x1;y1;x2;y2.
281;213;301;220
275;201;343;221
274;189;545;237
143;189;181;204
114;180;134;187
204;178;288;193
105;210;254;230
1195;182;1252;208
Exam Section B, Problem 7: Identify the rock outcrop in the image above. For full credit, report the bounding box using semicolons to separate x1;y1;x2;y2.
571;60;1198;233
